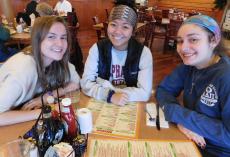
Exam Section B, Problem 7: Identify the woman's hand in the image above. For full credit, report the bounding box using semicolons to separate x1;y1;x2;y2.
21;96;42;110
177;124;206;149
111;92;129;106
21;82;79;111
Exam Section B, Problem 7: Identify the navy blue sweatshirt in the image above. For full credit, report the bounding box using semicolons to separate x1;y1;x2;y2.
156;56;230;156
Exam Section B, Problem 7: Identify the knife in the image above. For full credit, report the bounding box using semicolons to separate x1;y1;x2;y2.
156;103;160;130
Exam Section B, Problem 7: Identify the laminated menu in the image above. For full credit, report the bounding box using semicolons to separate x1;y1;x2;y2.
87;99;139;138
87;139;202;157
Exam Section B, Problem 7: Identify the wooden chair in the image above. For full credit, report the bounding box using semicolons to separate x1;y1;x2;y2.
150;17;167;49
137;11;153;23
92;16;100;25
143;21;155;47
67;11;79;27
188;10;200;17
92;16;106;40
135;21;155;48
103;22;108;38
105;9;109;20
162;9;169;18
153;9;162;19
137;11;146;22
164;19;183;51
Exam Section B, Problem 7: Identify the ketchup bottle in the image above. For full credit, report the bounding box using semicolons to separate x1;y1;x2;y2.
61;98;78;140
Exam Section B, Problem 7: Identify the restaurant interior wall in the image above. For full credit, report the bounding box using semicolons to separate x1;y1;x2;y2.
0;0;114;30
0;0;224;29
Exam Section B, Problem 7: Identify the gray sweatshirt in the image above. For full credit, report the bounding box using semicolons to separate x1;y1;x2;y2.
81;43;153;102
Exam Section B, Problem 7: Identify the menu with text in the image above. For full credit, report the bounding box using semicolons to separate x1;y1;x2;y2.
87;99;138;138
88;139;202;157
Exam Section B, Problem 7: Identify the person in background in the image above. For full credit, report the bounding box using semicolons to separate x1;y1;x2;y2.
26;0;40;17
0;17;18;62
36;2;54;16
16;0;40;27
81;0;153;106
68;30;84;76
0;16;80;126
67;8;79;28
54;0;72;16
66;7;84;76
156;15;230;157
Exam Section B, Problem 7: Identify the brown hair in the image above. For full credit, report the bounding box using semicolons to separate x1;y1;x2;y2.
36;2;54;16
31;16;71;90
202;27;226;55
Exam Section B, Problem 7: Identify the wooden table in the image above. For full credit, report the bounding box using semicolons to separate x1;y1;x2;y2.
6;32;31;50
0;93;187;146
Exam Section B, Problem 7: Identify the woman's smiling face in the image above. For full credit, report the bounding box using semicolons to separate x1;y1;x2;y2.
177;24;217;69
41;22;67;67
107;18;133;51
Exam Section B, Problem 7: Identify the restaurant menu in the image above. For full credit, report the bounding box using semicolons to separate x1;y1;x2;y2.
88;139;201;157
87;99;138;138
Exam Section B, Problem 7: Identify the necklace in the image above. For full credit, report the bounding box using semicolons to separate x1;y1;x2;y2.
189;55;220;94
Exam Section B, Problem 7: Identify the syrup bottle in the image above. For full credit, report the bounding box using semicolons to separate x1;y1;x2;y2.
38;105;55;155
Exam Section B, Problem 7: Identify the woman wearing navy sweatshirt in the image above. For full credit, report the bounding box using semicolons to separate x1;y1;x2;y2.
156;15;230;157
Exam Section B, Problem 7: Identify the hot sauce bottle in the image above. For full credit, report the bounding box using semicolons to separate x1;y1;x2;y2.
61;98;78;140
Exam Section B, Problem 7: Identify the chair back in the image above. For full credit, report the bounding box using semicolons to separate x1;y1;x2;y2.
67;12;78;26
92;16;106;40
92;16;100;24
105;9;109;19
153;10;163;25
162;9;169;18
103;22;108;38
135;21;155;48
167;19;183;37
138;11;147;23
144;21;155;47
164;19;183;50
138;11;154;23
188;10;200;17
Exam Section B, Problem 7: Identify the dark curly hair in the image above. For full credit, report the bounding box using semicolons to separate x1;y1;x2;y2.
113;0;137;13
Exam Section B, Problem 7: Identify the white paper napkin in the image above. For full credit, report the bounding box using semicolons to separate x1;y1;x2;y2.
146;103;169;128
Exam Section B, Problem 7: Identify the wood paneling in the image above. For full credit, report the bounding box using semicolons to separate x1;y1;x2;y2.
0;0;224;29
70;0;113;30
0;0;14;22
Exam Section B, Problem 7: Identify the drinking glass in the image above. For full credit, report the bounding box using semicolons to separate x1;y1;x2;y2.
0;139;31;157
65;90;80;110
